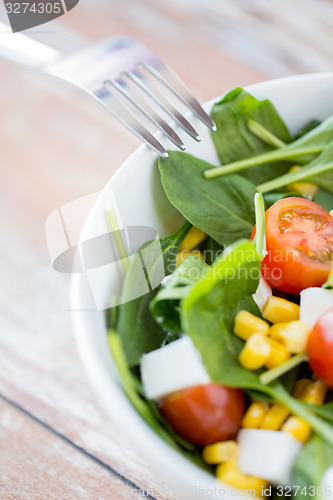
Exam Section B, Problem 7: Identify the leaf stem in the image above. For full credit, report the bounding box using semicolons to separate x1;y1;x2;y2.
204;146;323;179
269;383;333;447
106;208;131;272
247;118;286;148
254;192;266;260
259;354;307;385
257;158;333;193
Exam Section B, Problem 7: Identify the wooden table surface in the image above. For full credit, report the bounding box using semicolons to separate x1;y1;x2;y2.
1;1;333;498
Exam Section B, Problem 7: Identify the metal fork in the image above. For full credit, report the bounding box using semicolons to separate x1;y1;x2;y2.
0;26;216;157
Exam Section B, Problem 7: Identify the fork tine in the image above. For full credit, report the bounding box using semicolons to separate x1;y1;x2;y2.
125;70;201;141
98;87;168;157
105;78;186;151
125;70;201;142
142;62;217;132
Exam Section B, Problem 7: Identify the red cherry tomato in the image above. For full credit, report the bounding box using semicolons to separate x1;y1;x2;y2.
252;197;333;294
307;307;333;388
159;383;245;446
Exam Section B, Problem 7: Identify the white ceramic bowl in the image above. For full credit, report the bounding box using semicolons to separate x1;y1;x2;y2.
71;73;333;499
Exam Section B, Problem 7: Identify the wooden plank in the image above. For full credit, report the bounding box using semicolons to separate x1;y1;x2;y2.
0;398;151;500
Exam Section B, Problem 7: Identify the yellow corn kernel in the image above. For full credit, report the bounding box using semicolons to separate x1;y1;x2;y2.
241;402;269;429
330;209;333;218
176;249;204;267
202;441;239;464
300;380;327;405
216;461;268;497
260;404;290;430
276;321;310;354
269;322;287;341
265;338;291;369
292;379;312;398
262;296;300;324
239;333;271;370
287;166;318;198
234;310;270;341
179;226;207;251
281;417;312;443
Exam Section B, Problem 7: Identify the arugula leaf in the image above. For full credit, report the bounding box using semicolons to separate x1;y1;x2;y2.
158;151;257;246
117;221;191;366
150;255;210;334
211;88;292;185
293;435;333;495
205;115;333;180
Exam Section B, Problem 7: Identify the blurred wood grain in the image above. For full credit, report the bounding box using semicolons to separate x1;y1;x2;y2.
0;0;332;498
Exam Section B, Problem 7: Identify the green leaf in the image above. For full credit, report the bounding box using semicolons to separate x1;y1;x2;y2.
158;151;257;247
263;191;305;208
315;187;333;212
293;435;333;495
202;236;224;265
108;329;211;472
181;239;265;391
180;239;333;446
295;118;322;139
117;221;191;366
205;115;333;180
150;255;210;334
211;88;292;185
258;140;333;193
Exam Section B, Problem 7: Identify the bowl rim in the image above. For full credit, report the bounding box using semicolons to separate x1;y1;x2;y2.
71;71;333;500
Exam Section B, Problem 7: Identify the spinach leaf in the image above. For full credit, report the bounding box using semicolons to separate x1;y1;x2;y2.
181;239;266;391
205;115;333;181
158;151;257;247
117;221;191;366
263;191;305;208
258;139;333;193
293;435;333;495
315;187;333;212
108;330;211;472
180;239;333;446
211;88;292;185
150;255;210;334
295;118;321;139
202;236;224;265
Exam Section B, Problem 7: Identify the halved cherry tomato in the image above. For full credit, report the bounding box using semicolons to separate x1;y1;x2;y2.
252;197;333;294
159;383;245;446
307;307;333;388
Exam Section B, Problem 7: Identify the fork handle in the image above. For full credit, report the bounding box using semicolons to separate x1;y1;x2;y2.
0;7;88;69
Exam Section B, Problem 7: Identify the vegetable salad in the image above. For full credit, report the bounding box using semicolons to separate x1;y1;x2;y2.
107;88;333;498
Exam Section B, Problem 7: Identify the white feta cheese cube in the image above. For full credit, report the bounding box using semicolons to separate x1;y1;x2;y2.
253;274;272;312
238;429;303;486
140;335;210;401
300;287;333;330
321;466;333;498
